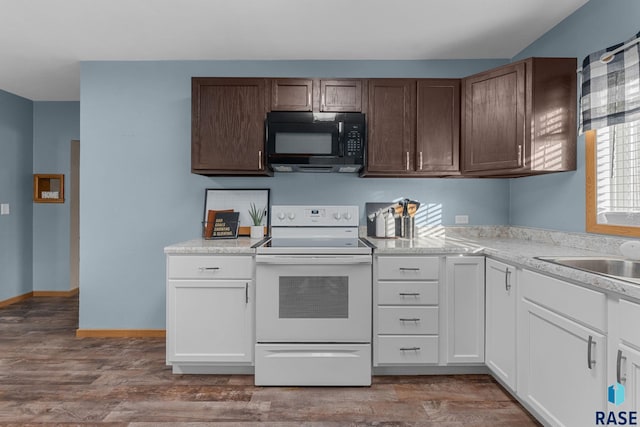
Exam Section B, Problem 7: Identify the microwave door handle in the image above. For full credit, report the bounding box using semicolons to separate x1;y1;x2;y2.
338;121;344;156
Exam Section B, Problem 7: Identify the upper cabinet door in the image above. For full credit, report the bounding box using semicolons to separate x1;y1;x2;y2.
366;79;416;173
320;80;363;112
416;79;460;173
271;79;313;111
462;62;525;172
191;78;270;175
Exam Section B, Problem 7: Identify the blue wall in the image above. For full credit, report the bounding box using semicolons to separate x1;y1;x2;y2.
79;59;508;329
509;0;640;230
0;90;33;301
32;102;80;291
70;0;640;329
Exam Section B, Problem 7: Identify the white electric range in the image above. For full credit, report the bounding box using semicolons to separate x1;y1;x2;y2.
254;205;373;386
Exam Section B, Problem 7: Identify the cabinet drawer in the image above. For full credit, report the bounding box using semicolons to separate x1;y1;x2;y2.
377;256;439;280
619;299;640;346
377;306;438;334
377;335;439;364
167;255;253;279
377;281;438;305
521;269;606;332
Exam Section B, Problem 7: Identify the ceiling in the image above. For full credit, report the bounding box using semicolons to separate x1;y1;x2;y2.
1;0;588;101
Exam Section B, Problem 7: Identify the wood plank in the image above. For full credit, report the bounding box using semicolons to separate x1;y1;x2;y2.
0;294;540;425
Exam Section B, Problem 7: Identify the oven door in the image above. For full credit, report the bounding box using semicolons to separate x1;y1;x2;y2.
255;254;372;343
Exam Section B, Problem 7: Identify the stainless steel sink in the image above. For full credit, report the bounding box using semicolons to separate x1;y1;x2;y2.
537;256;640;282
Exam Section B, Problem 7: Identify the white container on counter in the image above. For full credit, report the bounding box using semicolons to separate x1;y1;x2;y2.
375;210;386;237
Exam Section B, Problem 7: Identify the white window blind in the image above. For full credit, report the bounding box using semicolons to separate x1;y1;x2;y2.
596;119;640;225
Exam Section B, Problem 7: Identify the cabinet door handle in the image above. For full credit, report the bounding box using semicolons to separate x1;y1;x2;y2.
245;282;249;304
419;152;423;170
399;267;420;271
617;349;627;383
399;292;420;297
400;347;421;351
505;269;512;292
258;150;263;169
198;267;220;271
406;151;410;171
587;335;596;369
399;318;421;322
518;144;523;167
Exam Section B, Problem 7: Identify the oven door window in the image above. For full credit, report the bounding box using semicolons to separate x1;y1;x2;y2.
279;276;348;318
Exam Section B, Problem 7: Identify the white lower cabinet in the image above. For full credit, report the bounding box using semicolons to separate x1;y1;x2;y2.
518;269;607;427
445;256;485;364
166;255;254;371
611;298;640;413
374;255;440;366
485;258;517;391
615;343;640;413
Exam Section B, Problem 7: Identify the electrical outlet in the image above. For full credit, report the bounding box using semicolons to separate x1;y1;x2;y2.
0;204;9;215
455;214;469;224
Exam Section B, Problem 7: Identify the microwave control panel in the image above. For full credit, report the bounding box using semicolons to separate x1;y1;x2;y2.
344;123;364;157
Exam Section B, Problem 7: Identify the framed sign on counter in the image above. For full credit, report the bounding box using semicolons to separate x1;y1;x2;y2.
202;188;270;238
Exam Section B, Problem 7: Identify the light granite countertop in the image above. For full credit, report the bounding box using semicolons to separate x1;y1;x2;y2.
165;227;640;300
164;237;262;254
368;233;640;300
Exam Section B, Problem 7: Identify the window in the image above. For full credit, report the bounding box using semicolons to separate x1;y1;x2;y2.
586;121;640;237
596;121;640;220
582;30;640;237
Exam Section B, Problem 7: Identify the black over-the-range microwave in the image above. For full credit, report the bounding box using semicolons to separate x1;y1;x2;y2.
265;112;366;173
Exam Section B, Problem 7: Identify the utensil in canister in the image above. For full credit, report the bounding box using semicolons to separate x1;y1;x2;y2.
407;202;419;217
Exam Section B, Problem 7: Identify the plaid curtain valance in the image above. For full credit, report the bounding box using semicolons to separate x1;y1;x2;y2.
581;30;640;132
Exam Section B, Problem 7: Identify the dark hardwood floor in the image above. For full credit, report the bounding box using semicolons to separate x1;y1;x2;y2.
0;295;540;426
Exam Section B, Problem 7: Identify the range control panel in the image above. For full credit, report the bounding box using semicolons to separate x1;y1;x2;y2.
271;205;359;227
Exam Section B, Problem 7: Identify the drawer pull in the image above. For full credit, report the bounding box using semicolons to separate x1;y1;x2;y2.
399;318;421;322
198;267;220;271
400;347;421;352
617;349;627;384
399;267;420;271
399;292;421;297
587;335;596;369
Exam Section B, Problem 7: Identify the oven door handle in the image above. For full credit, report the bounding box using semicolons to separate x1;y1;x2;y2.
256;255;372;265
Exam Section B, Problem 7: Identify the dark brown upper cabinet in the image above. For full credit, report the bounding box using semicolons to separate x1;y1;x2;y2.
416;79;460;174
191;78;272;176
364;79;415;174
462;57;577;176
271;79;313;111
362;79;460;177
320;80;363;112
270;78;364;112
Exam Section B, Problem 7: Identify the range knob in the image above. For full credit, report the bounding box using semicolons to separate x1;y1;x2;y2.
277;212;286;221
287;212;296;220
333;212;342;220
343;212;352;220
